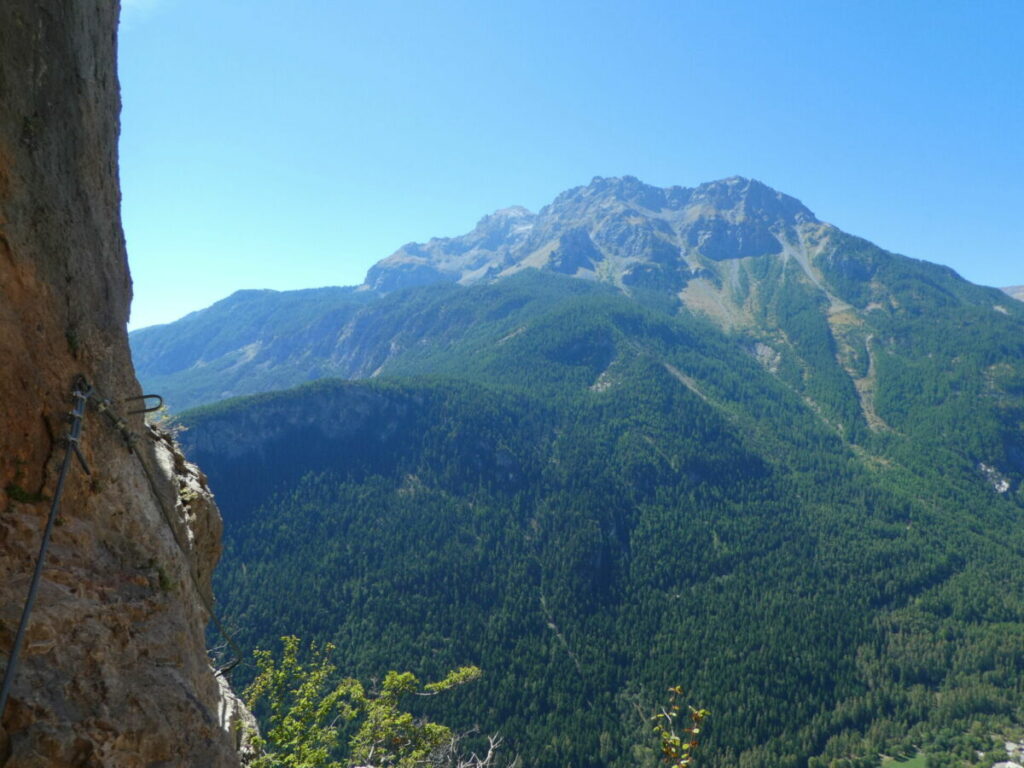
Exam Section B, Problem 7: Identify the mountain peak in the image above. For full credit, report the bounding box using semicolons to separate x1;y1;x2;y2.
551;175;678;211
690;176;817;224
472;205;536;232
492;204;534;218
364;175;822;294
546;175;816;222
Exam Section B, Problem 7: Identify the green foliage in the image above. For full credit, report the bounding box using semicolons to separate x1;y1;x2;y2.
245;636;481;768
346;669;453;768
651;687;708;768
246;636;356;768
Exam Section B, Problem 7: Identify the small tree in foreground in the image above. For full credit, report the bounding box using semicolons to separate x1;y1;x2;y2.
651;686;709;768
245;638;701;768
244;636;484;768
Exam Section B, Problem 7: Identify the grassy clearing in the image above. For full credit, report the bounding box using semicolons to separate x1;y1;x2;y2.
882;752;927;768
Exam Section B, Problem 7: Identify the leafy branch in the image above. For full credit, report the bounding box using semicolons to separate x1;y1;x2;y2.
244;636;486;768
651;685;709;768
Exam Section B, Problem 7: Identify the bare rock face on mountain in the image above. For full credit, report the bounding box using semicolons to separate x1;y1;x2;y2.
1004;286;1024;302
364;175;818;299
0;2;250;765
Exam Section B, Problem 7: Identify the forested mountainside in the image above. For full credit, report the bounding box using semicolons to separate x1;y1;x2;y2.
173;235;1024;767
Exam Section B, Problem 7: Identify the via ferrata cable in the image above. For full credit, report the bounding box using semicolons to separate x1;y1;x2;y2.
0;378;92;721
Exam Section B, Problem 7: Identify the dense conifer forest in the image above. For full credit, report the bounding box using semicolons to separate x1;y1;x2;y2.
173;263;1024;768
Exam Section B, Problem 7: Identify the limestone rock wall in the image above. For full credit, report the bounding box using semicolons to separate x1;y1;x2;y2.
0;2;250;765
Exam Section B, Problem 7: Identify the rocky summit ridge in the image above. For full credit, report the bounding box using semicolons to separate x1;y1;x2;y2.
364;175;819;307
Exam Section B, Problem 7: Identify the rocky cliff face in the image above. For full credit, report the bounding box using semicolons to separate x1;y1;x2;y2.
1;2;250;765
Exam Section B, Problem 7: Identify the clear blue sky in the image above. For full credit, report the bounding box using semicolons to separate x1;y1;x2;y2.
119;0;1023;330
